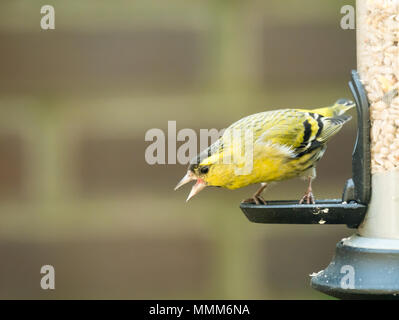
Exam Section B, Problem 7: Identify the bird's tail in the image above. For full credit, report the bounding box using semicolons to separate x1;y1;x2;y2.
312;99;355;118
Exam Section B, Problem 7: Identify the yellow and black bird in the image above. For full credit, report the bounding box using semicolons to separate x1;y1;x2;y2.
175;99;355;204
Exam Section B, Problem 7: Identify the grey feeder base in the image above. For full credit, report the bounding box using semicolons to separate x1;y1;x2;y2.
311;235;399;299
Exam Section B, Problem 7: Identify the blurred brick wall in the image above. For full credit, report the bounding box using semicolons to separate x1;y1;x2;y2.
0;0;355;299
0;134;24;198
0;30;204;94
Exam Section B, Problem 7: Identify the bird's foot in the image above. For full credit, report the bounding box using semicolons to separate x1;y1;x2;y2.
299;191;315;204
242;196;267;205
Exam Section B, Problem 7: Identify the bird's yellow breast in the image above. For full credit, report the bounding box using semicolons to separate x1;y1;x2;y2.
204;142;322;189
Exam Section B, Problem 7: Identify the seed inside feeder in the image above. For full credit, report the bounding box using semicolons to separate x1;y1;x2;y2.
358;0;399;173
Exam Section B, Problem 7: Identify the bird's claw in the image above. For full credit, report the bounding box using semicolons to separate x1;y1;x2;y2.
299;191;315;204
242;196;267;205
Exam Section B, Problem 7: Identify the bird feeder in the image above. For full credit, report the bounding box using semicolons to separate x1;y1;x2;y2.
242;0;399;299
241;71;370;228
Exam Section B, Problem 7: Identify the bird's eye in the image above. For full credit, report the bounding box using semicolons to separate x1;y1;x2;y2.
200;166;209;174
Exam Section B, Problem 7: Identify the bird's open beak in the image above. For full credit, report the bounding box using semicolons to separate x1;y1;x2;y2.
175;171;196;191
174;171;207;202
186;179;207;202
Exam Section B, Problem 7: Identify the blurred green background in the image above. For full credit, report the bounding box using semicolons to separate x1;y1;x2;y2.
0;0;357;299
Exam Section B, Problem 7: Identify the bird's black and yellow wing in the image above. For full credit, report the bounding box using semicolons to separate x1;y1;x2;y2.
223;109;351;156
194;103;353;168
